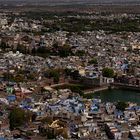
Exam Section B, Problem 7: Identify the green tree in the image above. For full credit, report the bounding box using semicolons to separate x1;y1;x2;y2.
59;44;72;57
75;50;85;57
31;47;37;55
3;72;14;81
27;73;37;80
88;58;98;64
116;101;128;111
64;68;72;76
0;41;8;51
71;70;80;80
16;43;27;54
102;67;114;78
52;42;59;48
14;74;24;83
37;47;47;54
9;108;26;130
53;74;60;84
45;69;60;83
71;86;84;96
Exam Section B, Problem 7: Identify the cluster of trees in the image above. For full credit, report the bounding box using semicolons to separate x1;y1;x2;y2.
102;67;114;78
9;108;36;130
13;74;25;83
44;69;60;84
16;42;73;58
67;85;84;96
75;50;85;57
44;68;81;84
3;72;14;82
52;43;73;57
16;44;30;54
64;69;80;80
88;58;98;65
18;12;140;34
42;16;140;33
0;39;84;58
0;41;11;51
116;101;128;111
3;69;38;83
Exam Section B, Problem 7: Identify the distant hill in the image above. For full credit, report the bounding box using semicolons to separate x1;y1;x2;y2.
0;0;140;6
1;0;140;14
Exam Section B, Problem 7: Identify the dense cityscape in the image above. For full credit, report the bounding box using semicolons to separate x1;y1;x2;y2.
0;2;140;140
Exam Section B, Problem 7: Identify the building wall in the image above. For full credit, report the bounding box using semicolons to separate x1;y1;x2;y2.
81;76;114;87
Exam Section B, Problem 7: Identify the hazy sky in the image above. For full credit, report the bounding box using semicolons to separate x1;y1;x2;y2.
0;0;139;2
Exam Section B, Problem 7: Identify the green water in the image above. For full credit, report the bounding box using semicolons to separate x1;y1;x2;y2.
84;89;140;105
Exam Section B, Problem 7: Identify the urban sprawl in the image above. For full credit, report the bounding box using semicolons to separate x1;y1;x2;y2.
0;11;140;140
